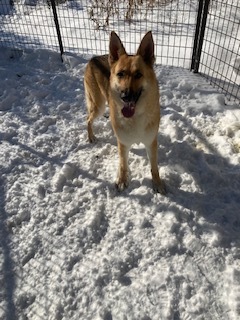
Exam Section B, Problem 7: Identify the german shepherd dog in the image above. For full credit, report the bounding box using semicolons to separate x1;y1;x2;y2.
84;31;166;194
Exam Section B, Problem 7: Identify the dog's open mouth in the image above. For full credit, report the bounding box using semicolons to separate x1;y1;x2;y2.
122;102;136;118
121;89;142;118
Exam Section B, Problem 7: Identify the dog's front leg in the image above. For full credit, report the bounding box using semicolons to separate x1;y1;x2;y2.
116;141;130;191
145;137;166;195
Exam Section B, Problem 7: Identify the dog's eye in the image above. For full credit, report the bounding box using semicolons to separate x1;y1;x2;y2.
117;71;125;78
135;71;143;79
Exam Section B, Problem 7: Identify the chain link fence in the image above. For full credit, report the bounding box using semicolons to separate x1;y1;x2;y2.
0;0;239;101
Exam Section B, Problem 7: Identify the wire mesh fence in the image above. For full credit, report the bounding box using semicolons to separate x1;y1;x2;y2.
198;0;240;101
0;0;62;53
0;0;198;68
0;0;239;102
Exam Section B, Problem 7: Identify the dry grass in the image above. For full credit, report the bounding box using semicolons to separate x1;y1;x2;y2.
88;0;175;29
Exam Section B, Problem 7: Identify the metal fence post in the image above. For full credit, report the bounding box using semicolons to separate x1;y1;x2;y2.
191;0;210;73
49;0;64;60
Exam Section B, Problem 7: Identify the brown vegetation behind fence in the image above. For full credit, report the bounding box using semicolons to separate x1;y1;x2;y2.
88;0;175;29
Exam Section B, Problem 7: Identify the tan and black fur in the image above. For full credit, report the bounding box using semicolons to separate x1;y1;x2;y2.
84;31;166;194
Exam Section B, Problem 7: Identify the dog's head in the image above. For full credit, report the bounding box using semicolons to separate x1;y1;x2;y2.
109;31;155;118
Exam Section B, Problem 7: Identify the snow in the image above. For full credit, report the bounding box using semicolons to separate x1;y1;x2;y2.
1;0;240;318
0;45;240;320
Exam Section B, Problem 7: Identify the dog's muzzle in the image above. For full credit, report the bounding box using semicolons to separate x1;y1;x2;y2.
120;88;142;118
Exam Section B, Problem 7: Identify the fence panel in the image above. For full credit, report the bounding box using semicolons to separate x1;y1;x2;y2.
0;0;61;52
0;0;198;68
54;0;198;68
198;0;240;101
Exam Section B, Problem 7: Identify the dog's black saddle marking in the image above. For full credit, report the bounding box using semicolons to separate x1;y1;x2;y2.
91;55;110;79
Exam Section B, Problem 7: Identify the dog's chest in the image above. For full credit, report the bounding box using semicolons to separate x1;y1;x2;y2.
116;114;157;146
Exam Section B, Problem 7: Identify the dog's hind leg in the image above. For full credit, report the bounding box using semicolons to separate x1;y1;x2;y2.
86;100;105;143
85;85;106;143
84;56;110;143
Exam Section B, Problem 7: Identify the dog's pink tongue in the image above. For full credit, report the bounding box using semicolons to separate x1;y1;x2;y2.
122;102;135;118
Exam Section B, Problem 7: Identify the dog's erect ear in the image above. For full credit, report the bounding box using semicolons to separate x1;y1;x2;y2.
137;31;155;66
109;31;126;65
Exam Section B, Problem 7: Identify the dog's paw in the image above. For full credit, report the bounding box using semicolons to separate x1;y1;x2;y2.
88;134;97;143
153;179;167;195
115;179;129;192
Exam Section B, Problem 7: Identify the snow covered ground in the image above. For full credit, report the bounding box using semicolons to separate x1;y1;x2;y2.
1;45;240;320
0;0;240;318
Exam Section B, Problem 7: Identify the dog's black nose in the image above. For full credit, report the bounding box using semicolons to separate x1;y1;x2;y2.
121;89;133;103
121;88;142;104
